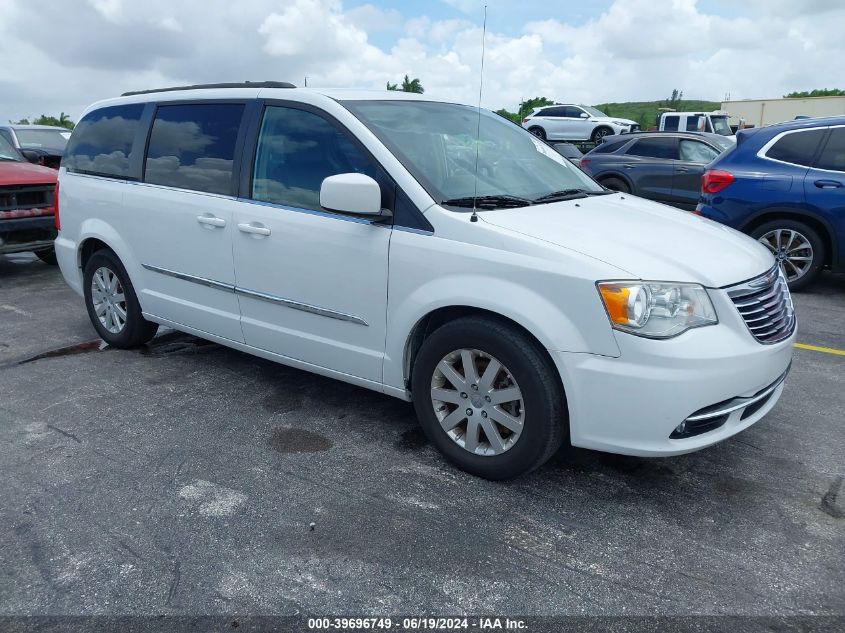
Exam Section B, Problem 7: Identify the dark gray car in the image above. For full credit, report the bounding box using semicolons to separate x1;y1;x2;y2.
579;132;734;210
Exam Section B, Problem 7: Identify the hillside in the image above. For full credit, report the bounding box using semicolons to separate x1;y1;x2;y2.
592;100;721;128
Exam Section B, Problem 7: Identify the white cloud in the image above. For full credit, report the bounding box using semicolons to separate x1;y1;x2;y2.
0;0;842;124
345;3;402;31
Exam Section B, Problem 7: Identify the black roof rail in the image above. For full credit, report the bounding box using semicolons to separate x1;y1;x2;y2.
121;81;296;97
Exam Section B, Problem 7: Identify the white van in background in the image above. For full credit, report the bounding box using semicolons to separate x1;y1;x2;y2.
658;111;735;139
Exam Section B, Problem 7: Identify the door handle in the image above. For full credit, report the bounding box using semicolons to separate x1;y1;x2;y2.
814;179;842;189
623;164;636;169
237;222;271;236
676;167;689;173
196;214;226;228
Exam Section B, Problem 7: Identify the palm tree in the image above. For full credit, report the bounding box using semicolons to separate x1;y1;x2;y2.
386;75;424;94
401;75;424;94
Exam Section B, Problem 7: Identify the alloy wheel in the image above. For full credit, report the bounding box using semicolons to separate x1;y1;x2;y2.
91;266;128;334
757;229;814;283
430;348;525;456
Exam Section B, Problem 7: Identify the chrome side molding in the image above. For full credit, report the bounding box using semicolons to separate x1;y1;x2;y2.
142;263;368;326
234;287;369;326
141;264;235;292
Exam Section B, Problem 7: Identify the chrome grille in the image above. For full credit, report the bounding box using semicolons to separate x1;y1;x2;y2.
727;266;795;344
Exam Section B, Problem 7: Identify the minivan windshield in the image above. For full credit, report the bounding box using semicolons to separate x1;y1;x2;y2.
342;100;605;209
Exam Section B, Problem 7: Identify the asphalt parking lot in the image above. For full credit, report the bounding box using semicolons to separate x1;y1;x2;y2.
1;253;843;619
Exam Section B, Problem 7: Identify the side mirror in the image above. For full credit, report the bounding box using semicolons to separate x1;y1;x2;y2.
579;112;589;119
320;173;385;216
20;149;40;163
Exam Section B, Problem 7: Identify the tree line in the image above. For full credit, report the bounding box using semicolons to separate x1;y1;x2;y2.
9;112;75;129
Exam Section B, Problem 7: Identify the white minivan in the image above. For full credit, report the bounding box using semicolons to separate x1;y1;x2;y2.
55;82;795;480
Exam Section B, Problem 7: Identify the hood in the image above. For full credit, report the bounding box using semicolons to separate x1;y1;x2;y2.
0;160;58;186
478;194;774;287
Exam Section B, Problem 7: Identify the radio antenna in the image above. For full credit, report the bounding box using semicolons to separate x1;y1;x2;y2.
471;4;488;221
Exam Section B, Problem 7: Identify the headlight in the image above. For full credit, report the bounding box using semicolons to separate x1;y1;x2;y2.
612;120;629;126
597;281;718;339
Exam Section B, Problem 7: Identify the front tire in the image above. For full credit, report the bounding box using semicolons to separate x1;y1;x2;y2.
83;249;158;347
591;126;613;143
411;316;566;480
600;176;630;193
750;220;825;291
528;126;546;141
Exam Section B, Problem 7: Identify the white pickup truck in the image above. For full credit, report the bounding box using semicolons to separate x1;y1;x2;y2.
658;111;735;139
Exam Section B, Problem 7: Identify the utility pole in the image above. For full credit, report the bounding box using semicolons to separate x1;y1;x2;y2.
304;76;308;87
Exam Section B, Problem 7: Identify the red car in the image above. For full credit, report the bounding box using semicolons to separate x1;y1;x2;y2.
0;134;58;263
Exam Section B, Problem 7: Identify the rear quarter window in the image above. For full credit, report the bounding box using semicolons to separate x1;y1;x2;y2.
63;104;145;178
625;137;677;160
590;139;627;154
764;129;826;167
662;115;679;131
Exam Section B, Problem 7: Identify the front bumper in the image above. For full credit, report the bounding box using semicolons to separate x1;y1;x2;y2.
552;285;795;456
0;216;56;254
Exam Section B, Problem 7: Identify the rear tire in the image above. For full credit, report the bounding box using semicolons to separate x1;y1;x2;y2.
411;316;567;480
601;176;630;193
83;249;158;348
528;127;546;141
749;219;825;291
35;248;57;265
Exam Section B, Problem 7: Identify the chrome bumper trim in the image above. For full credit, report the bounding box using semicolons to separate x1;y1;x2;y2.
686;364;791;422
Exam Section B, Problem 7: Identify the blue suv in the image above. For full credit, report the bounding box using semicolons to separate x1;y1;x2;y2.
697;116;845;290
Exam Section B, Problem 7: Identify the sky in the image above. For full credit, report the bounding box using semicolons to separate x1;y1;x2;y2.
1;0;843;122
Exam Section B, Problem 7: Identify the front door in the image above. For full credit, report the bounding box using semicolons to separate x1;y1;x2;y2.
621;136;677;203
232;104;391;383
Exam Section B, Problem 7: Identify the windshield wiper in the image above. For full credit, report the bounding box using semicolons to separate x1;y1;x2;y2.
533;188;614;203
441;194;534;210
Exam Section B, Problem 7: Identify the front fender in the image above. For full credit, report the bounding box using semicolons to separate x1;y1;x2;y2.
384;232;619;390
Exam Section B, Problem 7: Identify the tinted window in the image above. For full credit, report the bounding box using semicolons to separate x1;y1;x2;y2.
685;116;703;132
252;106;378;211
626;137;677;159
663;115;679;131
765;129;826;167
538;107;564;117
144;103;244;195
64;104;144;178
679;139;719;163
552;143;582;158
816;128;845;172
562;106;585;118
591;139;627;154
0;129;14;146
